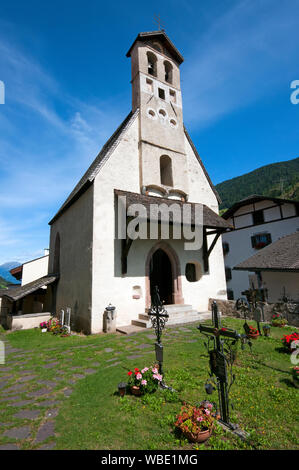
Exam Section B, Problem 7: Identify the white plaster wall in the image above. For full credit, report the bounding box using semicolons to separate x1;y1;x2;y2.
264;206;281;222
91;114;226;332
49;186;93;333
11;313;52;331
282;203;297;218
223;216;299;299
262;272;299;303
92;114;140;333
141;141;189;195
184;135;218;210
234;214;252;229
21;256;49;286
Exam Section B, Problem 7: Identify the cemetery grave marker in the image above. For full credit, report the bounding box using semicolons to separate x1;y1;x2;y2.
197;301;251;439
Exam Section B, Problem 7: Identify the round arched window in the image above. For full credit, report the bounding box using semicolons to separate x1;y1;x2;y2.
158;108;167;118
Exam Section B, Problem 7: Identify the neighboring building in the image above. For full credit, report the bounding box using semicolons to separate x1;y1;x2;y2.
222;195;299;300
46;30;230;334
234;232;299;303
0;253;53;330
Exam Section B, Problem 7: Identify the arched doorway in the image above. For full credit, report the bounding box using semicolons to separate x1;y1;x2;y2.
145;242;184;309
150;249;173;305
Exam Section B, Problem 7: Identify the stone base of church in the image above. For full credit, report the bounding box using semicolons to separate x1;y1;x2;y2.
124;304;211;331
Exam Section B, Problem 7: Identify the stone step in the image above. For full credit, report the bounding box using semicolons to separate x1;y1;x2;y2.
116;325;145;335
131;319;150;328
146;304;193;314
139;313;151;321
166;311;211;326
164;304;193;312
118;311;212;335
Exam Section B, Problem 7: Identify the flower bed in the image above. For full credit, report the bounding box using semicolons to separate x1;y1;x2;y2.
127;365;163;395
39;318;70;337
175;402;215;443
271;314;287;327
281;332;299;352
247;325;259;339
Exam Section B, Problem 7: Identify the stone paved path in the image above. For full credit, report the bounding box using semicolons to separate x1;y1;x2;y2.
0;334;104;450
0;322;198;450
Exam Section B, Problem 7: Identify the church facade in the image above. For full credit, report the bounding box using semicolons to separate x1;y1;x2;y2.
48;31;230;334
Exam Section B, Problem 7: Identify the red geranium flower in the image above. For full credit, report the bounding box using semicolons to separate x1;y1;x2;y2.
127;371;133;376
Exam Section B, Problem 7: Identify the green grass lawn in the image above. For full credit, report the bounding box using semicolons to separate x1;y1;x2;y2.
0;318;298;450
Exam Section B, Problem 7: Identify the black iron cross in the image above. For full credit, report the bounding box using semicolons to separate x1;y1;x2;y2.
148;286;169;345
197;301;246;428
148;286;170;385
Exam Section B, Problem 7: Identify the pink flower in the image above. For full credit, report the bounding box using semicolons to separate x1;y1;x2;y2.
204;409;210;415
207;403;213;409
152;367;158;374
141;367;149;373
153;373;163;382
136;373;142;380
197;416;204;422
141;379;147;386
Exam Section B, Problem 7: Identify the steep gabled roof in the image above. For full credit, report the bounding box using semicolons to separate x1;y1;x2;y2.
222;195;299;219
234;232;299;272
49;110;139;225
126;31;184;64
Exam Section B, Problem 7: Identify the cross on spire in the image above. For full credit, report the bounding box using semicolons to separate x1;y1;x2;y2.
154;13;165;31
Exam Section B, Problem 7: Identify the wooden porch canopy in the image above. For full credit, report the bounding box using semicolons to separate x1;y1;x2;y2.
0;275;58;302
114;189;232;274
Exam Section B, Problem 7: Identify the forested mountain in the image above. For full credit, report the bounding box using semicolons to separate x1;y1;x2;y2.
0;276;9;289
216;157;299;210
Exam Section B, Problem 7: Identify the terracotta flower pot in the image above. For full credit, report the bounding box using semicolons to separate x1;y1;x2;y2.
131;386;142;396
248;332;259;340
182;427;213;443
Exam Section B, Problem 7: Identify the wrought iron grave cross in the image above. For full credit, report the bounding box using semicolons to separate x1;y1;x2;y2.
148;285;172;389
197;301;249;429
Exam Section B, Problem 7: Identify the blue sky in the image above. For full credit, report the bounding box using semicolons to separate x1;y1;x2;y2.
0;0;298;265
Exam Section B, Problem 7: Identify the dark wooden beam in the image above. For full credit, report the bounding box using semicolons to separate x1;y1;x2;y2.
203;228;209;272
207;232;221;258
121;237;133;275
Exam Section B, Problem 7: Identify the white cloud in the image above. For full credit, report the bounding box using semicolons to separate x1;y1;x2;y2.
0;29;128;263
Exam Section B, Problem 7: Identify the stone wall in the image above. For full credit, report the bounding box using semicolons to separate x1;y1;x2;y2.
209;298;299;327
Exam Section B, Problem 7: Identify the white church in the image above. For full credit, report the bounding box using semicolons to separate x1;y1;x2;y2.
1;31;230;334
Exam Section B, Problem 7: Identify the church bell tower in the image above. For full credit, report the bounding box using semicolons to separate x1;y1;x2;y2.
126;31;189;200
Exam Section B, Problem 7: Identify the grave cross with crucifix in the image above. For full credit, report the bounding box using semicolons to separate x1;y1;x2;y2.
197;301;251;434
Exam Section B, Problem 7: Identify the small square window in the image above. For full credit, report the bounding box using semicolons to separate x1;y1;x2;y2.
252;210;264;225
169;89;176;103
146;78;153;93
186;263;197;282
158;88;165;100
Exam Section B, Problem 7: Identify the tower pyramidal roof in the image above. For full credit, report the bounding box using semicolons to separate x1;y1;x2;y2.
126;30;184;64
